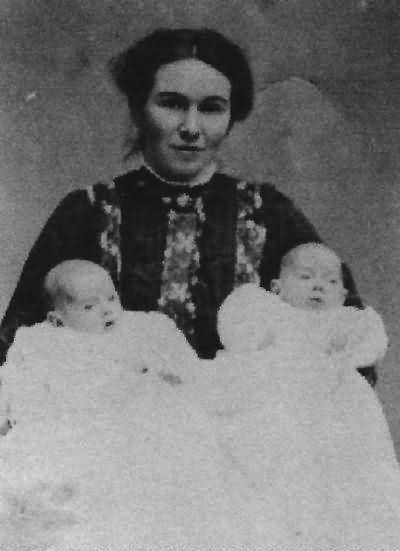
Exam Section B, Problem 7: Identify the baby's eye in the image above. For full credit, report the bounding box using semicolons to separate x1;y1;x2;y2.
299;273;311;280
108;294;117;302
83;304;94;311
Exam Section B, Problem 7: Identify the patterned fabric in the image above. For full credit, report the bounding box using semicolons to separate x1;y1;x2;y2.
86;177;269;341
86;180;122;286
158;209;201;337
235;182;266;286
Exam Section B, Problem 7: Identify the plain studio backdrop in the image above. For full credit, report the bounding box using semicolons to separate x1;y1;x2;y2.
1;1;400;452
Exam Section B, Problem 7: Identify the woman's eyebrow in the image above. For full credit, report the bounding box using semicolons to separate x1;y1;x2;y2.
156;91;186;99
202;96;230;104
156;92;229;103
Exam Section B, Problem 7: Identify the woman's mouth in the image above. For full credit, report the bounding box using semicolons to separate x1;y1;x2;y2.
173;145;204;152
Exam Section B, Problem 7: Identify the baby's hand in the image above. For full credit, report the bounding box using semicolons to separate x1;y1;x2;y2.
327;332;348;354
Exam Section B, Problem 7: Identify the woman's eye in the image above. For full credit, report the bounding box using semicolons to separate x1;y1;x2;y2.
109;295;116;302
299;274;311;280
83;304;93;311
158;97;185;110
200;101;227;114
329;279;338;285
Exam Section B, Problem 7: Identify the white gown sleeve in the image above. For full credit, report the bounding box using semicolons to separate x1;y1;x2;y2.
217;284;283;353
0;323;73;428
0;325;37;428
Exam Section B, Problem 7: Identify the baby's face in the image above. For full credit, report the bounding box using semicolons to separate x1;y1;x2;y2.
276;245;347;311
56;268;123;333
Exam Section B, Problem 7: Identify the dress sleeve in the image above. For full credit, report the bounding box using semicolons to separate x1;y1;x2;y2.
259;186;365;309
259;185;321;289
0;190;97;365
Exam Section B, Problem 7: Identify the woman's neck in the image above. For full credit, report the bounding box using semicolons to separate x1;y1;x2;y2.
136;155;217;187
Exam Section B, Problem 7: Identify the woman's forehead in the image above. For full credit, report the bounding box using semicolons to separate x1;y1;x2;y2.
151;59;231;99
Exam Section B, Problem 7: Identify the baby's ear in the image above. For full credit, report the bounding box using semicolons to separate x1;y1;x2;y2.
47;311;64;327
270;279;282;296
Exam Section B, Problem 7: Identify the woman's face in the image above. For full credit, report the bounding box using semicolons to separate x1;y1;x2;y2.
141;58;231;182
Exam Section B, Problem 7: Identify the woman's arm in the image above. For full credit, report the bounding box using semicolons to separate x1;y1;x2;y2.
0;190;97;364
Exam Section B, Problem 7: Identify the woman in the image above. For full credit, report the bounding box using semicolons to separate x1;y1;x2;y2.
0;28;374;382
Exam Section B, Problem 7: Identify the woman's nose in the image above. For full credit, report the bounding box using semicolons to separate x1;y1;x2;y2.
179;107;200;139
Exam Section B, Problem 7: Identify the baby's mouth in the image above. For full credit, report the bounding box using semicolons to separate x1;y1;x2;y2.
308;297;324;308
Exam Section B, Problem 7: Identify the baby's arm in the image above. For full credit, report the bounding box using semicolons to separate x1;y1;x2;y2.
328;307;388;369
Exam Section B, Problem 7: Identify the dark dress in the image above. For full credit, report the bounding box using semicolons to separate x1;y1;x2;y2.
0;167;375;383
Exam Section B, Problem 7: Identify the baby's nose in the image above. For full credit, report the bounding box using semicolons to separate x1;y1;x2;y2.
101;302;113;315
312;281;325;291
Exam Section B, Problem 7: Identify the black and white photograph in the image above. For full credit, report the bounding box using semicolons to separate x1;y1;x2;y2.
0;1;400;549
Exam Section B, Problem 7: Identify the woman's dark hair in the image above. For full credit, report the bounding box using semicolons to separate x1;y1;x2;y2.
109;28;254;125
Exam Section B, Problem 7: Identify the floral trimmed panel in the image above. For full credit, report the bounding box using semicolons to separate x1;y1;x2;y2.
86;179;267;340
234;182;267;286
157;193;205;337
86;180;122;287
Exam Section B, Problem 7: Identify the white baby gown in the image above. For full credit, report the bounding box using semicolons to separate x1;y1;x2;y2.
0;311;297;551
195;284;400;550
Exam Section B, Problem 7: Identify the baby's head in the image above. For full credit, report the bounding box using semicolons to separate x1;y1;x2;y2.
43;260;122;333
271;242;347;311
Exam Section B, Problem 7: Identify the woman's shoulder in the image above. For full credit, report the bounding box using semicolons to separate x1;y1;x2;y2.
214;173;298;216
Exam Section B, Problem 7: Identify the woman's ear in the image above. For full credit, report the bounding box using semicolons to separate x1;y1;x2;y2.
47;311;64;327
270;279;282;296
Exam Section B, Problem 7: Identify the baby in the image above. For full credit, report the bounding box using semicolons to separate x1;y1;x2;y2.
209;243;400;549
218;242;387;370
0;260;195;435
